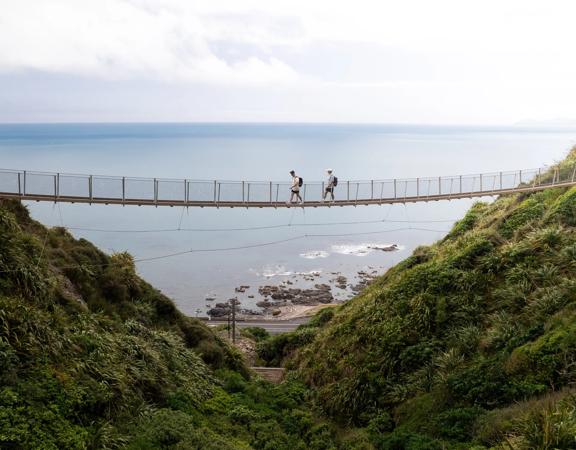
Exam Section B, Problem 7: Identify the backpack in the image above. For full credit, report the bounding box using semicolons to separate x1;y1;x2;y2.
298;177;303;187
333;176;338;187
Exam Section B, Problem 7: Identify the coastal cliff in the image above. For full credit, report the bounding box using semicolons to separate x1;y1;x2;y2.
265;148;576;448
0;200;336;449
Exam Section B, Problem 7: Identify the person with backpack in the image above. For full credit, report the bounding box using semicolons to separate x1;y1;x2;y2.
323;169;337;202
288;170;303;204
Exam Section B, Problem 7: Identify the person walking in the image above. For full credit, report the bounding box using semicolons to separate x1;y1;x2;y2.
288;170;303;204
323;169;337;202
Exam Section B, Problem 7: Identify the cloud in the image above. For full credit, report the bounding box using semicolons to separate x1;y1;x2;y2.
2;0;576;123
2;0;576;87
0;0;301;84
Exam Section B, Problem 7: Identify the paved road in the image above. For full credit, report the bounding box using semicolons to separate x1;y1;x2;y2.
206;317;309;335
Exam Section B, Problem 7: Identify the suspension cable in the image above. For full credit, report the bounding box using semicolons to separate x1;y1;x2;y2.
0;226;450;273
49;217;458;234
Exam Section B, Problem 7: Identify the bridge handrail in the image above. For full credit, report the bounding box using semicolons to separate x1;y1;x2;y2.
0;163;574;206
0;165;561;184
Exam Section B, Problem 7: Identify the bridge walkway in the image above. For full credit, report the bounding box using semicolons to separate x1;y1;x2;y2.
0;165;574;208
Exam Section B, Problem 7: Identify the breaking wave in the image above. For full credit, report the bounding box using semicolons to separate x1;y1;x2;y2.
300;250;330;259
250;265;323;278
331;243;399;256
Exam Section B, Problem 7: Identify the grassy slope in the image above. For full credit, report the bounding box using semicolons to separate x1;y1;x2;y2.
285;149;576;448
0;201;346;449
3;147;576;449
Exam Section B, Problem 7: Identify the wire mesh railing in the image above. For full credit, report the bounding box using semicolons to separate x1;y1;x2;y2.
0;164;575;206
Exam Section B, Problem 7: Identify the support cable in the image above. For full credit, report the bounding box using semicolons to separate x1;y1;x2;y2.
0;226;450;273
53;217;458;234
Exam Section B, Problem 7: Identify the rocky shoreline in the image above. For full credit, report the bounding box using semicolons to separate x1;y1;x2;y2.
206;264;383;320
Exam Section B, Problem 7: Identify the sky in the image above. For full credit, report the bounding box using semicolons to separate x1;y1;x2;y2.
1;0;576;124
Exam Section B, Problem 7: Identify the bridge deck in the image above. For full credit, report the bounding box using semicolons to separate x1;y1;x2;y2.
0;166;574;207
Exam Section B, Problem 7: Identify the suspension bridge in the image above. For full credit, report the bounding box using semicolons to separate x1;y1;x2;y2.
0;165;574;208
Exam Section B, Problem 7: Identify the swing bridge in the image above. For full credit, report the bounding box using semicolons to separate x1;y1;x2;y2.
0;164;575;208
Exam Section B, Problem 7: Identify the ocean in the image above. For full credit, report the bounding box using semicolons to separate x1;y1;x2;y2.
1;123;574;315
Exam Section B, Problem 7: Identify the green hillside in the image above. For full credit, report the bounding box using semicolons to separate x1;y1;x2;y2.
0;200;343;449
274;149;576;448
2;148;576;449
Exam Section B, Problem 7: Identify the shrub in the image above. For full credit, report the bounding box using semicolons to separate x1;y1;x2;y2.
546;186;576;226
367;411;395;436
218;369;248;393
446;325;482;356
501;396;576;449
195;338;226;368
281;408;314;436
0;383;90;449
370;430;443;450
445;357;537;408
506;314;576;388
242;326;270;342
307;307;336;327
269;380;309;411
228;405;258;425
126;409;239;450
475;389;576;446
498;197;545;239
249;419;294;450
178;317;214;347
0;215;51;299
257;327;317;367
524;286;573;321
307;423;337;450
444;202;489;240
432;407;485;441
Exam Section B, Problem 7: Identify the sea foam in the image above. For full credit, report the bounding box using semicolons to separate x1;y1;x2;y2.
331;243;398;256
300;250;330;259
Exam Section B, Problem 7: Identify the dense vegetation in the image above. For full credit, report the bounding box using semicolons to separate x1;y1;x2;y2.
0;200;346;449
3;148;576;449
261;149;576;448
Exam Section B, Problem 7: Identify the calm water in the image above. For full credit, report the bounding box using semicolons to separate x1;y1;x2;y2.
1;123;574;315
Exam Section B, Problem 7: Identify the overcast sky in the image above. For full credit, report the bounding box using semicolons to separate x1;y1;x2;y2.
1;0;576;124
